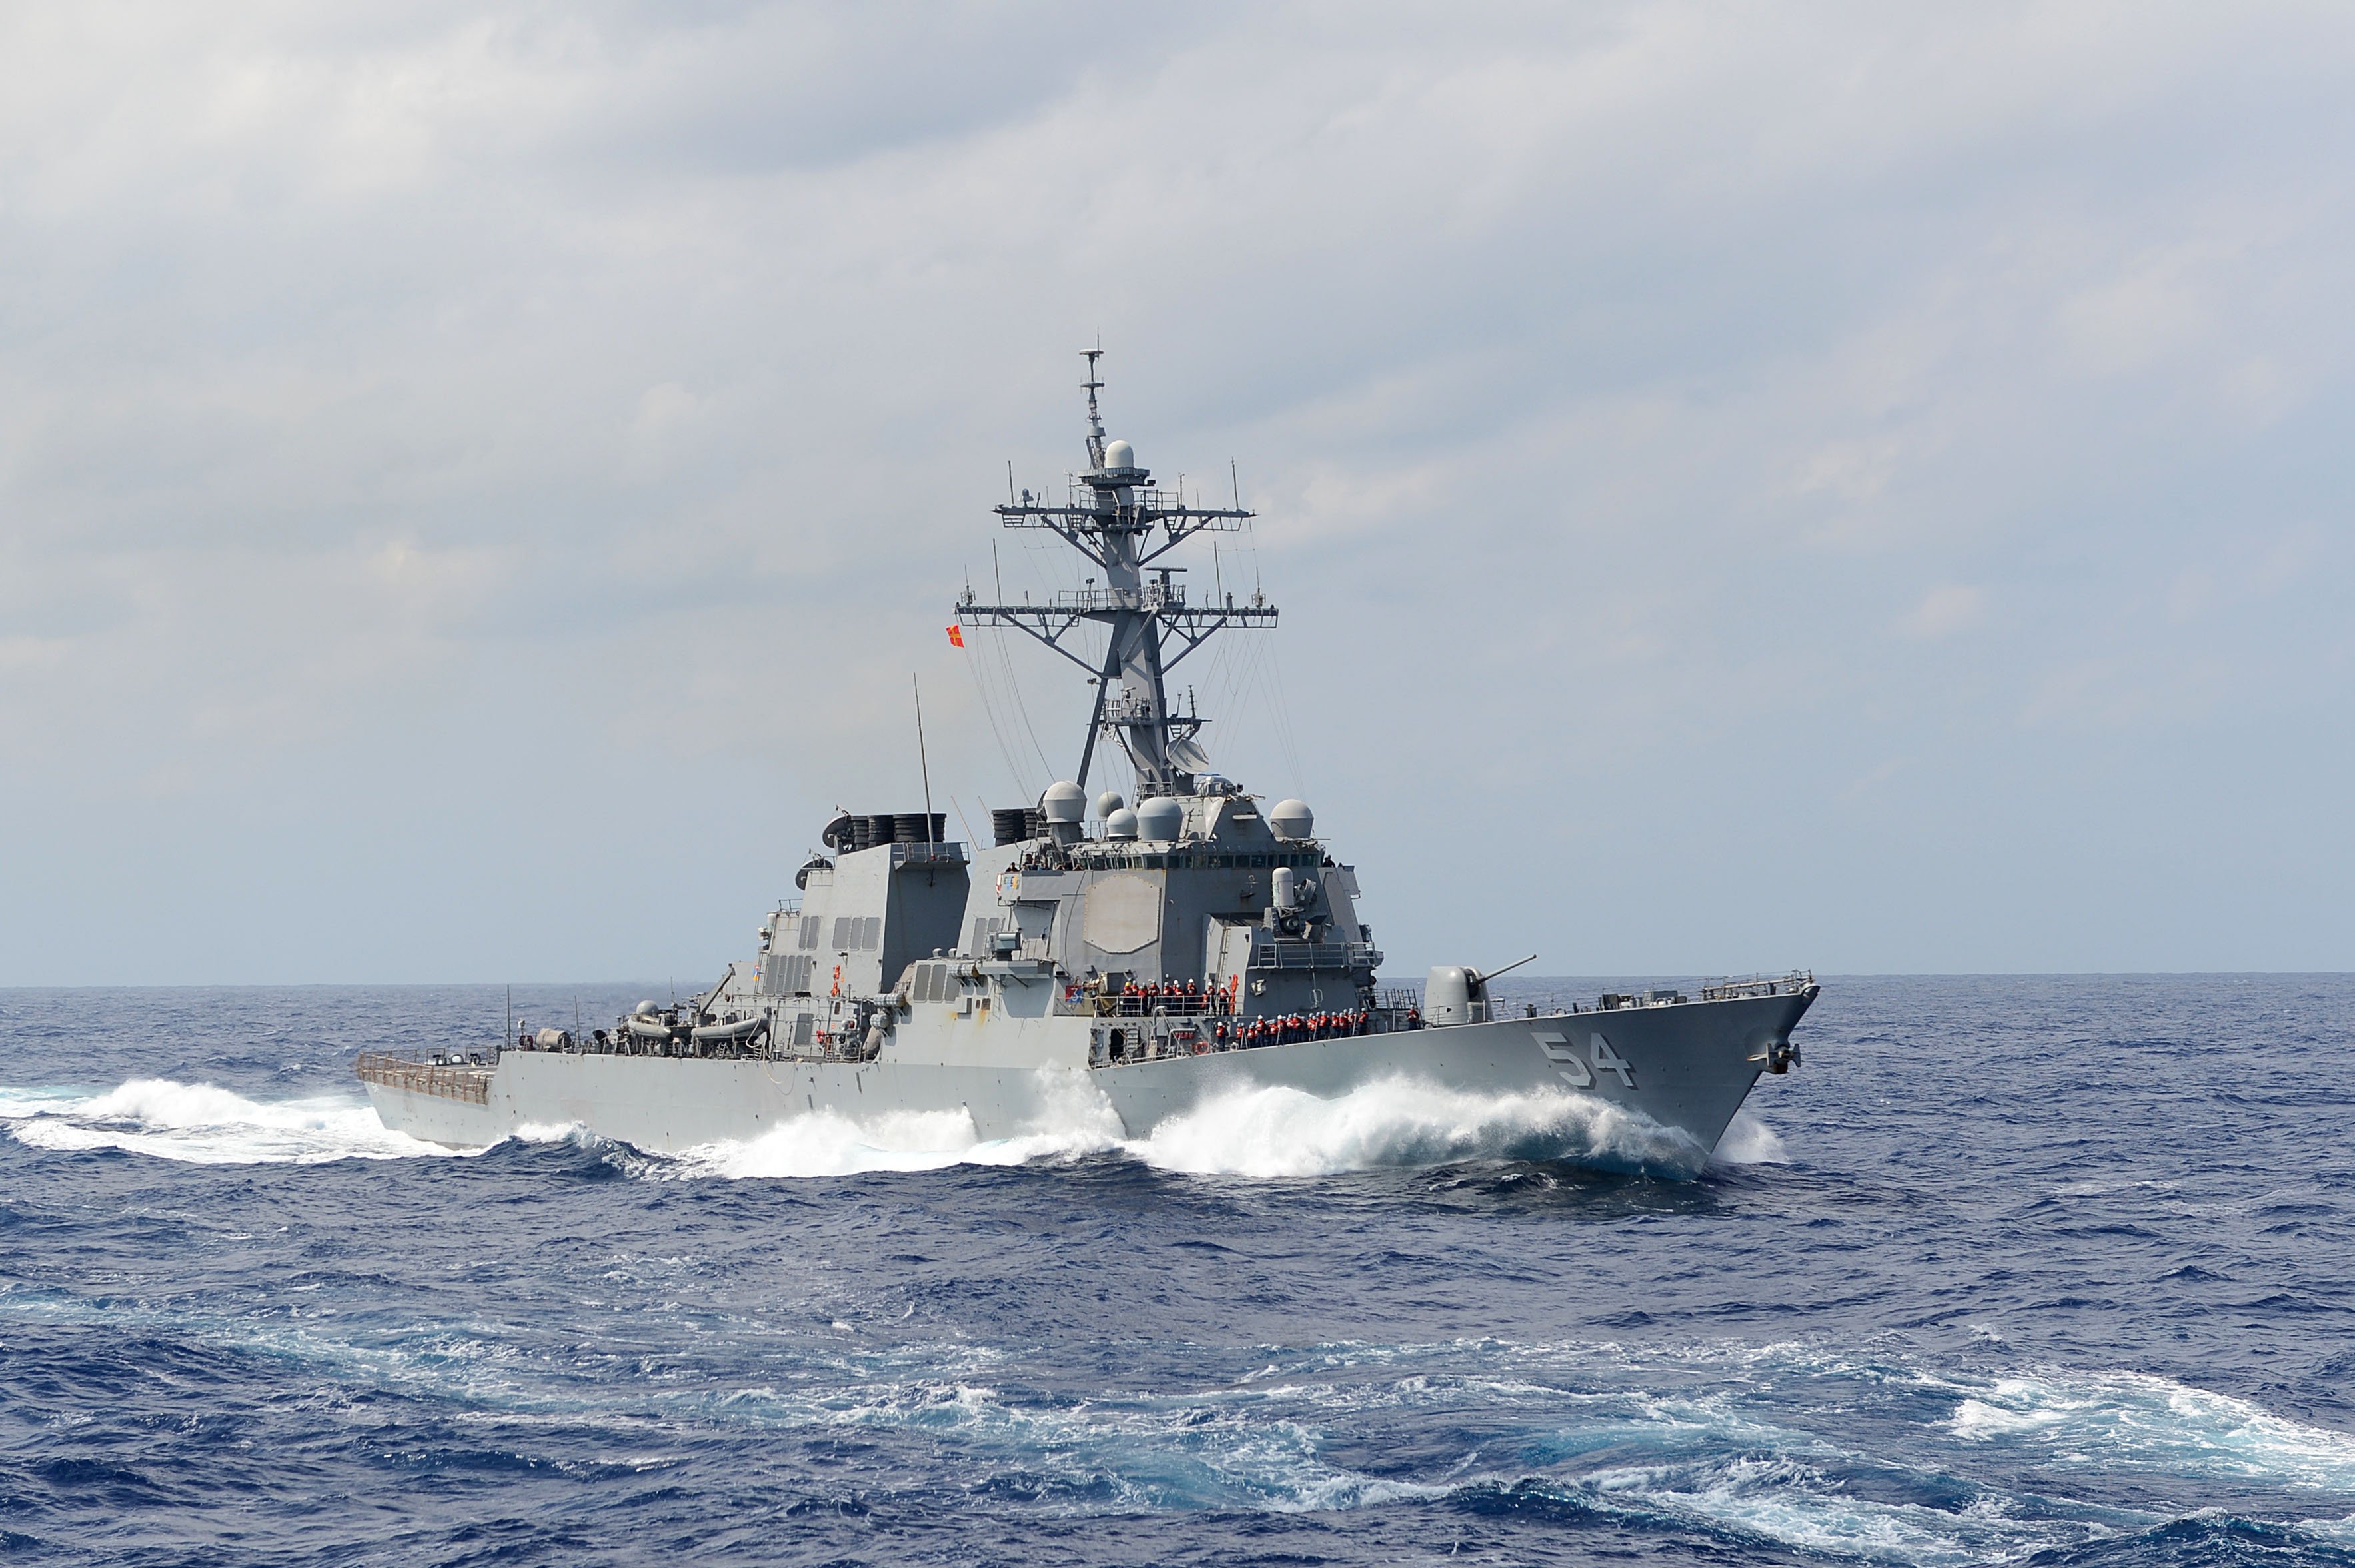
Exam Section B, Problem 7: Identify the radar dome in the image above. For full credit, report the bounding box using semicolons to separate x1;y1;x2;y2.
1040;780;1086;824
1136;796;1183;841
1269;798;1315;840
1105;806;1140;840
1093;790;1125;820
1103;438;1136;470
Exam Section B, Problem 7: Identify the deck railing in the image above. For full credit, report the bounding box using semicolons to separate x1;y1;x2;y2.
1696;972;1816;1002
1250;940;1379;972
354;1051;492;1106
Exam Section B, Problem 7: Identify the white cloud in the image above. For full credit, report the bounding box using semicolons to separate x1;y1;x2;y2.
1901;584;1986;640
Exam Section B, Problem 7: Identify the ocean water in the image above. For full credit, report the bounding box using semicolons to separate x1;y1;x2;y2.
1;975;2351;1567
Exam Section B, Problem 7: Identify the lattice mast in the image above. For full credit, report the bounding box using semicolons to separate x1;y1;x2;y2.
956;351;1276;797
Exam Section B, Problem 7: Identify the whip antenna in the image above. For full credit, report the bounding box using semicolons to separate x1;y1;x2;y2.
913;674;935;846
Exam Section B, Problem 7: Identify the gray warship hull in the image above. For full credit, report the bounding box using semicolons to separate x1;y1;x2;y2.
363;983;1813;1170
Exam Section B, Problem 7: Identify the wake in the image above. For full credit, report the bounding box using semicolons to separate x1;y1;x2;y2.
0;1078;466;1165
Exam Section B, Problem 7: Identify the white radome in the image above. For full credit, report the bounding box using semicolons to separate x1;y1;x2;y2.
1041;780;1086;823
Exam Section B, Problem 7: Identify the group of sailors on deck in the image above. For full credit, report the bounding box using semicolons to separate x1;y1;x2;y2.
1118;976;1231;1014
1075;976;1239;1017
1071;972;1432;1055
1226;1009;1376;1046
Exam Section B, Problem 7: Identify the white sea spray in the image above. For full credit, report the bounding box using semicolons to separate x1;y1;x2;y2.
1130;1074;1708;1178
652;1070;1708;1183
1711;1108;1789;1165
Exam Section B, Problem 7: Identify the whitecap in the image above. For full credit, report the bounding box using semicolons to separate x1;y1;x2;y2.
1939;1369;2355;1492
1584;1451;2039;1566
2298;1512;2355;1545
1949;1393;2080;1439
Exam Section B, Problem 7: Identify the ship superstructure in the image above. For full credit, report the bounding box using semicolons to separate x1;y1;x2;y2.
361;357;1817;1169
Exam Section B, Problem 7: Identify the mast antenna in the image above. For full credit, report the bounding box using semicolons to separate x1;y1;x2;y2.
956;349;1274;798
912;674;935;847
1081;346;1108;468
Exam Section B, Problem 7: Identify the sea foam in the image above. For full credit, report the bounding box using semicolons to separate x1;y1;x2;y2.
1943;1369;2355;1491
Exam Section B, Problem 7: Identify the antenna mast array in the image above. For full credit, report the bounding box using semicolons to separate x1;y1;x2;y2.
957;351;1275;797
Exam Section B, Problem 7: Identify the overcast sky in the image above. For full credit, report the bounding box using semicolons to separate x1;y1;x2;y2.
3;2;2350;984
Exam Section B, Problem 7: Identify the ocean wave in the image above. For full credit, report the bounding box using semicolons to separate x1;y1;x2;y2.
223;1323;2222;1555
13;1265;2342;1563
0;1078;468;1165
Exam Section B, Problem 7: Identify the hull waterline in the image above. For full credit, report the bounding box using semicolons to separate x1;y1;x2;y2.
363;986;1814;1173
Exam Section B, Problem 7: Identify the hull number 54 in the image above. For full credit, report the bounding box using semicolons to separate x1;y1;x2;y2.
1533;1031;1637;1091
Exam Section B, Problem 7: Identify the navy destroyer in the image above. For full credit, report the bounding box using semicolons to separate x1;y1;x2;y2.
360;355;1817;1168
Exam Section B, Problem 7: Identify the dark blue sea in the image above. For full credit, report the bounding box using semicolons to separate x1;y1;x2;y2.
3;975;2352;1567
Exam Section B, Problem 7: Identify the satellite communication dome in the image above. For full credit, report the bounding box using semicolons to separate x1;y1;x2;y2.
1105;807;1140;839
1269;799;1315;840
1041;780;1086;823
1136;796;1184;841
1103;438;1136;470
1093;790;1125;820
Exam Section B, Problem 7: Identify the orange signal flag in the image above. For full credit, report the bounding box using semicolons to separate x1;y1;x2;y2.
946;624;965;648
